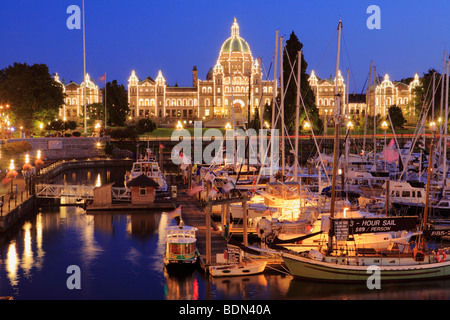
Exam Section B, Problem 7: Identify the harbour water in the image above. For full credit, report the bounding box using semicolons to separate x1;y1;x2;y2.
1;166;450;300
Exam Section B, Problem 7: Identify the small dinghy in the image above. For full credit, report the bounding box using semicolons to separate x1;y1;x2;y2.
209;245;267;277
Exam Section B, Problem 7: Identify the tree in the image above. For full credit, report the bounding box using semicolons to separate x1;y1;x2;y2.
103;80;129;126
136;118;157;134
0;63;65;130
388;105;407;129
281;32;322;133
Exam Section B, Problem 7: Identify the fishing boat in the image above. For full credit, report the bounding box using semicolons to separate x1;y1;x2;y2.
163;222;199;273
209;246;267;277
124;149;168;193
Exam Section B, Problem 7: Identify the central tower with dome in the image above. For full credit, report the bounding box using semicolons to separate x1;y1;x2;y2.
126;18;276;125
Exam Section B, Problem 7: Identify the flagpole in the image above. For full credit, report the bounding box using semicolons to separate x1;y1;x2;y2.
105;73;107;129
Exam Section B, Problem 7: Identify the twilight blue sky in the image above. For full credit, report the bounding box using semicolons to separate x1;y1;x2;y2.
0;0;449;94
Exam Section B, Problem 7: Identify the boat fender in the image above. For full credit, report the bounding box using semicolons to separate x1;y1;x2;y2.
256;218;272;238
308;249;323;261
437;250;447;263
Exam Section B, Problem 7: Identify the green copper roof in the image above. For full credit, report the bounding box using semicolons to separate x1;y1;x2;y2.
221;36;251;53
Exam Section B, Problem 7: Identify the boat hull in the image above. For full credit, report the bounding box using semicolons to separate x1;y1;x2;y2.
164;256;199;274
209;261;267;277
282;253;450;282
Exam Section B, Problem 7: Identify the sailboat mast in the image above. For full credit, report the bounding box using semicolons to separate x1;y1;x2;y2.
363;61;372;161
327;20;343;253
280;37;285;178
294;51;302;182
82;0;87;134
373;65;377;169
444;60;449;184
270;31;279;182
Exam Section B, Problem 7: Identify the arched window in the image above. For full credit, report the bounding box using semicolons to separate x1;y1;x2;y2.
145;99;150;106
208;87;212;93
263;87;267;93
324;99;328;106
225;87;230;93
202;87;206;93
194;99;198;106
188;99;193;106
166;99;171;106
318;99;323;106
177;99;182;106
205;98;210;106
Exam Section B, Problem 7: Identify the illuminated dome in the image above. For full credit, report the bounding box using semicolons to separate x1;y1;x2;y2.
220;18;251;54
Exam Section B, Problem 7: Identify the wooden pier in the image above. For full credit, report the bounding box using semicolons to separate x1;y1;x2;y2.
173;184;227;268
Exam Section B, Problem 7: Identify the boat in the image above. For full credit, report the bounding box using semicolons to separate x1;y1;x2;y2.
208;245;267;277
163;222;199;273
124;149;168;193
280;20;450;283
282;242;450;282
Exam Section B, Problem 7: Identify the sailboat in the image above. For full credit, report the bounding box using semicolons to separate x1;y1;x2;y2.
281;21;450;283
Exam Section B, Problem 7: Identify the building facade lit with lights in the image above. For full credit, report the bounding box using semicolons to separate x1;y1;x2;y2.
367;73;421;122
127;18;276;126
55;73;103;121
308;70;421;123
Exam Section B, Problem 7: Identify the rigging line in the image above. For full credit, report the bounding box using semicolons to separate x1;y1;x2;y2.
341;30;359;93
314;30;338;77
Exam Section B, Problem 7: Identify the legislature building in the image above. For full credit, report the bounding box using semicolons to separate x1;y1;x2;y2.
127;18;276;126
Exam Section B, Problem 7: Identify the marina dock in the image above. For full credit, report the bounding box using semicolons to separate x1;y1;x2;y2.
173;182;227;268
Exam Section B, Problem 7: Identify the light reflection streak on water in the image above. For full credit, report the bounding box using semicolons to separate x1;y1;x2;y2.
21;222;33;276
6;241;18;287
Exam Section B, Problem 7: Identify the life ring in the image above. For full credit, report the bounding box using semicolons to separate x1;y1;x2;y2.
436;250;447;263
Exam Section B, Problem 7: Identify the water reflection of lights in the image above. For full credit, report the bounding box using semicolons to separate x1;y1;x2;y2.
95;173;101;187
21;222;33;275
6;242;19;287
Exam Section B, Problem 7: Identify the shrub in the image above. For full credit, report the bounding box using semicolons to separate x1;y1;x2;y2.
2;141;32;157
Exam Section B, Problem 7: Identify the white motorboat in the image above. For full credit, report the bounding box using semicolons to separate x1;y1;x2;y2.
125;151;168;192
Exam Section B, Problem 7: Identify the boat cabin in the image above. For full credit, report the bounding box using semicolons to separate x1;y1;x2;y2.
381;181;426;205
164;225;198;264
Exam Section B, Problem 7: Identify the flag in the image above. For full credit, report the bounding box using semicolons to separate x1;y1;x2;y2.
222;180;236;193
99;73;106;82
167;206;182;220
209;185;219;197
384;138;399;163
192;164;198;174
204;171;216;182
188;182;203;196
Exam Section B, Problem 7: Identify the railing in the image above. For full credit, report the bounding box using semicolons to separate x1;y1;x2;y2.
35;184;132;202
35;184;95;200
111;187;131;201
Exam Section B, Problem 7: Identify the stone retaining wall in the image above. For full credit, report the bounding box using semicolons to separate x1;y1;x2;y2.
4;137;108;160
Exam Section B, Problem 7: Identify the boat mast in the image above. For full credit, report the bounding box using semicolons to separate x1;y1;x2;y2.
294;51;302;182
444;60;449;184
372;65;377;170
270;31;279;182
363;61;372;162
280;36;285;178
82;0;87;134
327;20;343;253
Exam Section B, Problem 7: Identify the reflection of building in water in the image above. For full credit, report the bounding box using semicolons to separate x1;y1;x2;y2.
164;269;199;300
93;213;114;234
127;213;162;238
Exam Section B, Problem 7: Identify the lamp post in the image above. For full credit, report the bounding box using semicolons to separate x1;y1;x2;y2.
9;159;15;198
381;120;388;171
